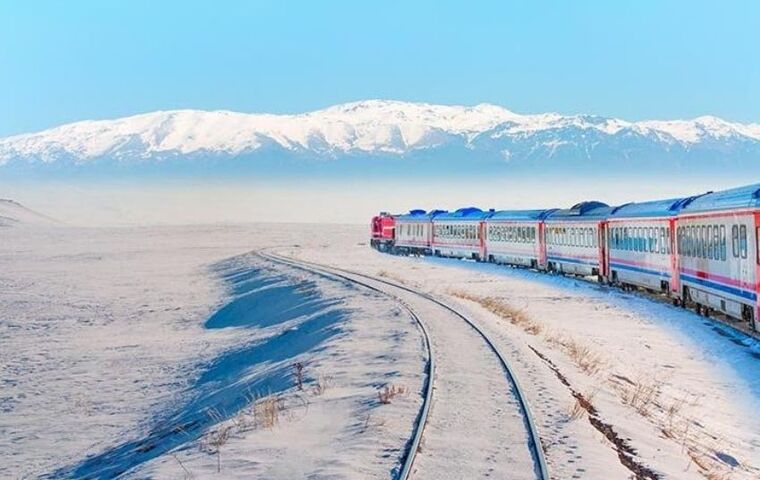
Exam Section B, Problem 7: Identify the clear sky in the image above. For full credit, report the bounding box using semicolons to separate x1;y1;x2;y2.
2;0;759;137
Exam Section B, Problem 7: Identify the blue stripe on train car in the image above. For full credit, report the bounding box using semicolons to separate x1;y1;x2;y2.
680;274;757;301
610;262;670;279
548;255;597;266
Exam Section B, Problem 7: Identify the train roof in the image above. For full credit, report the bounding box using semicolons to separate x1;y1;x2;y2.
679;183;760;214
395;209;448;222
488;209;558;221
434;207;495;222
546;201;614;221
608;196;699;218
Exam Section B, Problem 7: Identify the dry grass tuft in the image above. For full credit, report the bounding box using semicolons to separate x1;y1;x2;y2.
377;270;407;284
450;291;542;335
254;394;286;429
544;333;606;375
568;390;597;421
199;424;233;473
377;384;408;404
619;378;659;416
687;448;734;480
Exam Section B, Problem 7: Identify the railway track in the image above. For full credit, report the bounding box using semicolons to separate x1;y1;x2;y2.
258;251;549;480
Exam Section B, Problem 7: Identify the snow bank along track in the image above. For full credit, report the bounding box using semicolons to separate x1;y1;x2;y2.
258;251;549;480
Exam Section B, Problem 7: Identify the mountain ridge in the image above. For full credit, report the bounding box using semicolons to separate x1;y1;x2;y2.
2;100;760;167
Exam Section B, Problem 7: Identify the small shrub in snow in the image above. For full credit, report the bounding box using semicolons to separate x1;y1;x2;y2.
292;362;305;391
199;424;232;473
377;384;407;404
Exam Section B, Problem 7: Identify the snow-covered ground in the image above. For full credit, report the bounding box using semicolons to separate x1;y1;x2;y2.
2;222;759;479
288;230;760;480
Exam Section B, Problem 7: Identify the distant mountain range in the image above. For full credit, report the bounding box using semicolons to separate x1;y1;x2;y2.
2;100;759;174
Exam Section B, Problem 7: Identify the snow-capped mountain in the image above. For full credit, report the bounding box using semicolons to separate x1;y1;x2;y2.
1;100;759;169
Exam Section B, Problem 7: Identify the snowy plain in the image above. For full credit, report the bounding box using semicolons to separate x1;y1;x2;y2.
1;222;759;479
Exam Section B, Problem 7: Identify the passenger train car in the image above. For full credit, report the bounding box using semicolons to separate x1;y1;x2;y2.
544;201;613;278
394;209;446;255
676;185;760;330
484;209;555;269
431;207;494;260
369;182;760;332
606;196;699;296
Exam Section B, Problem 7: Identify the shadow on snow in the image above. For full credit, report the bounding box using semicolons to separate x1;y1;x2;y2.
48;258;348;479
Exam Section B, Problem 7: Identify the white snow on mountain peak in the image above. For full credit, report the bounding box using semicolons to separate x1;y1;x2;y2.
1;100;759;164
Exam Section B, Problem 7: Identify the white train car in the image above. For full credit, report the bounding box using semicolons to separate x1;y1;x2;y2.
394;209;446;255
432;207;494;260
676;184;760;330
484;209;556;269
544;201;613;277
606;197;698;296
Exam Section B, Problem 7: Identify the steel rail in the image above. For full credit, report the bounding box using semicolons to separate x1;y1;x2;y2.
260;251;549;480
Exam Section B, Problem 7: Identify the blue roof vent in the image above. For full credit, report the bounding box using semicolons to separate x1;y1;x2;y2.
408;209;427;215
569;201;609;215
455;207;483;216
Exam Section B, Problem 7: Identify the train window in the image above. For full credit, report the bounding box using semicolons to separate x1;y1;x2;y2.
622;227;627;250
631;228;636;251
712;225;719;260
707;226;714;260
720;225;726;261
699;225;706;258
665;227;671;254
740;225;747;259
676;227;682;253
649;227;655;253
684;227;690;256
732;225;739;257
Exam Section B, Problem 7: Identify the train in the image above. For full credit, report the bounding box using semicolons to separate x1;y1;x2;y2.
370;182;760;333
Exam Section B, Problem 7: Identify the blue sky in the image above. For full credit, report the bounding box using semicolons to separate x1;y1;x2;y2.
1;0;759;137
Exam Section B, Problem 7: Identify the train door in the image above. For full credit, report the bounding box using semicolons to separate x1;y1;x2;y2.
538;222;547;269
479;222;487;260
598;221;609;278
754;212;760;331
669;218;680;296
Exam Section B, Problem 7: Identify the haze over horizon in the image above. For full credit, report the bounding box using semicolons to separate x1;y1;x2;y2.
2;1;759;226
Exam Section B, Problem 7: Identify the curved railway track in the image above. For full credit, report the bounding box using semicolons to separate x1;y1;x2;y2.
258;251;549;480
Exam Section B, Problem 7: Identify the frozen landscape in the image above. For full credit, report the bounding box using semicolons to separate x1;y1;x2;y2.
2;216;759;479
3;3;760;478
